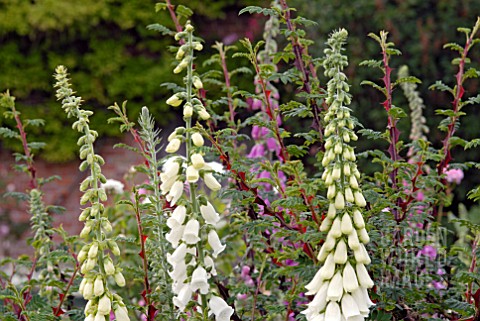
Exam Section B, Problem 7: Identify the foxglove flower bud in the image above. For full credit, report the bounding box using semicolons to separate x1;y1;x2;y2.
103;257;115;275
354;191;366;207
114;271;126;287
204;172;221;191
193;76;203;89
183;103;193;118
191;153;205;169
192;132;204;146
166;138;181;153
334;192;345;210
341;213;353;234
82;279;94;300
333;239;347;264
88;242;98;259
352;209;365;228
186;165;199;183
166;224;185;248
97;294;111;315
93;275;104;297
198;108;210;120
319;253;336;280
166;93;183;107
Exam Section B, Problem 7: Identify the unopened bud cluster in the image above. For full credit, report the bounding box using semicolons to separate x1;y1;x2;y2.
54;66;129;321
162;22;233;321
302;29;374;321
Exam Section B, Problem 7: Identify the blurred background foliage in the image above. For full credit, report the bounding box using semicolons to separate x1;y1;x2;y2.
0;0;479;192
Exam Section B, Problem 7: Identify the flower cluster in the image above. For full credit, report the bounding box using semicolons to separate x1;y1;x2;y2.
161;22;233;321
54;66;129;321
302;29;374;321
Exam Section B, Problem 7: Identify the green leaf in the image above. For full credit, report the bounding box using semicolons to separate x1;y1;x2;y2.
0;127;20;139
176;5;193;18
429;80;453;93
146;24;174;36
394;76;421;86
359;59;382;68
238;6;278;17
360;80;386;95
443;42;464;53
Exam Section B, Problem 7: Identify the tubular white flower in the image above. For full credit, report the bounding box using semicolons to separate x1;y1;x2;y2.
114;305;130;321
327;203;337;219
320;216;333;232
357;228;370;244
192;132;204;147
166;138;181;153
204;255;217;276
97;294;111;315
323;235;337;252
319;253;336;280
168;205;186;227
186;165;199;183
208;296;234;321
335;192;345;210
191;153;205;169
204;172;221;191
168;243;188;265
82;279;94;300
354;191;366;207
352;209;365;229
114;271;126;287
326;271;343;302
198;108;210;120
167;180;184;206
93;276;104;297
184;103;193;118
103;257;115;275
317;243;330;262
305;269;326;295
306;281;329;312
200;202;220;225
190;266;210;294
173;284;193;311
94;313;104;321
341;213;354;234
341;293;361;320
356;263;374;288
342;262;359;293
345;187;354;202
329;217;342;238
325;301;342;321
348;229;360;250
166;224;185;248
353;244;369;264
208;229;226;258
167;93;183;107
183;219;201;244
333;239;348;264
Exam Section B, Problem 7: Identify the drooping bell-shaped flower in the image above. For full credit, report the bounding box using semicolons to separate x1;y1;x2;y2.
207;229;226;258
190;266;210;294
208;296;234;321
200;202;220;225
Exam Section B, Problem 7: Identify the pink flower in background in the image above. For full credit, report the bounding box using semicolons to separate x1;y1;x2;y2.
418;245;437;260
444;168;464;184
248;144;265;159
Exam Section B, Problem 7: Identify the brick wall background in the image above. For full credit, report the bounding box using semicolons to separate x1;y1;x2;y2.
0;134;144;258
